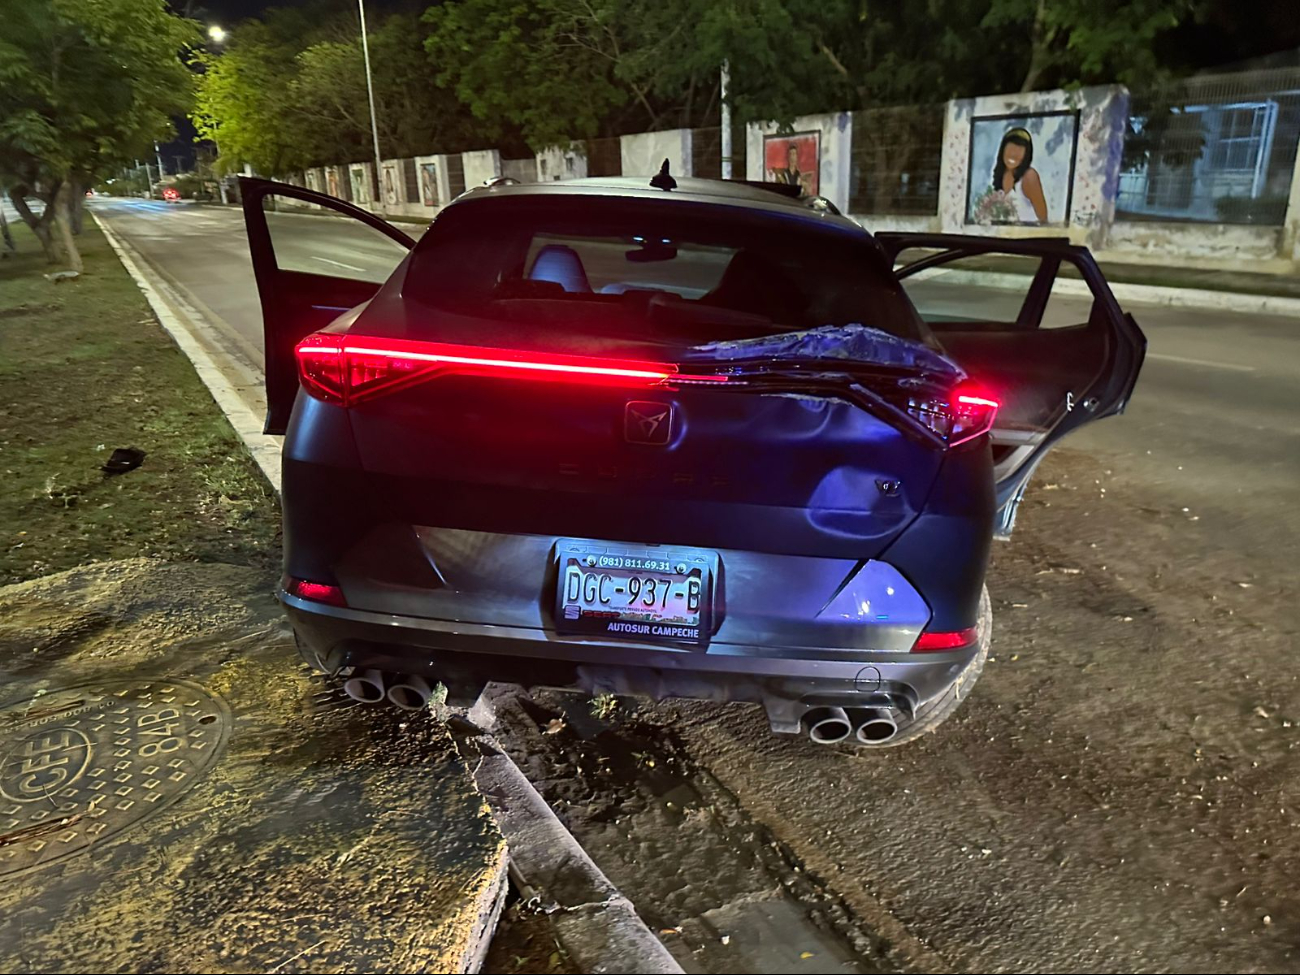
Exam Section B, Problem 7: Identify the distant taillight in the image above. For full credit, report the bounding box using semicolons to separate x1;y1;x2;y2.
904;382;999;447
295;333;724;406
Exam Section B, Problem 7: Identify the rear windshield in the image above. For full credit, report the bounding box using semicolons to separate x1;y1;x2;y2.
402;195;927;345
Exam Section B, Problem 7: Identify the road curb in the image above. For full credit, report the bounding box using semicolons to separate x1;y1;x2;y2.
460;731;686;975
98;211;681;975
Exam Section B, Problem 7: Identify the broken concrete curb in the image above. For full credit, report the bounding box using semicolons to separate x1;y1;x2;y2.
463;737;685;975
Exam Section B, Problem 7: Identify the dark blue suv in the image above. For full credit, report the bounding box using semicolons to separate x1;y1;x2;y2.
241;175;1144;747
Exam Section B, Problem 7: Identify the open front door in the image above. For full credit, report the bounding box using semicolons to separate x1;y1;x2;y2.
239;176;416;434
878;233;1145;537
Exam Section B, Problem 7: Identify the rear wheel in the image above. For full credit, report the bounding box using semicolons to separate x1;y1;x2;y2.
851;585;991;749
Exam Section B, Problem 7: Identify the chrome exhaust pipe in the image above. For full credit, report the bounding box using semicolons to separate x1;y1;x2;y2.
386;673;434;712
803;706;853;744
342;668;387;704
853;707;899;744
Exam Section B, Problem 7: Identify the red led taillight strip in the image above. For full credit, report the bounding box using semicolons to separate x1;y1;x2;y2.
295;332;726;406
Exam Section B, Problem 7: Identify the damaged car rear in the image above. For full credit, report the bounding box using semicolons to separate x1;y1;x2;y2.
241;175;1144;747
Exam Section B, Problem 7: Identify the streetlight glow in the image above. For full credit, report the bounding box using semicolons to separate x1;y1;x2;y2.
208;25;226;43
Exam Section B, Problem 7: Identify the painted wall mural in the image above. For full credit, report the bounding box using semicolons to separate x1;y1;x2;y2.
764;132;820;196
966;111;1079;226
349;166;369;203
381;162;401;205
420;162;439;206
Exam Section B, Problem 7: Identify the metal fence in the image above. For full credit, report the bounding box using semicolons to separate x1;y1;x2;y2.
444;153;466;198
1118;68;1300;225
584;137;623;177
849;104;945;216
689;125;747;179
400;159;420;202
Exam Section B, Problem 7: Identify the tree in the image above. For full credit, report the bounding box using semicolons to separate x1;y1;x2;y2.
423;0;847;148
424;0;631;149
420;0;1027;148
191;7;319;176
782;0;1019;110
194;4;488;175
981;0;1193;93
0;0;197;267
291;11;484;161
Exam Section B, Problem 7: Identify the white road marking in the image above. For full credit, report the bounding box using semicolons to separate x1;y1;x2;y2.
1148;352;1256;373
311;255;365;272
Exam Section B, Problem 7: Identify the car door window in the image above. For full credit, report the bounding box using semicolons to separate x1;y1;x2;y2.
241;179;415;434
878;232;1145;537
894;248;1090;330
892;246;1106;438
261;195;411;285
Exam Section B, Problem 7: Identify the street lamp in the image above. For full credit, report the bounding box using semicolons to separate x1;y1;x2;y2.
357;0;385;212
206;25;228;198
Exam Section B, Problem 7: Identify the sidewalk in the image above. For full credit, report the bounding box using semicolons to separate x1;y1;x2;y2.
0;219;507;972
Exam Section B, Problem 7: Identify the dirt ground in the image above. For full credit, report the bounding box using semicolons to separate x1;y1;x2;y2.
489;444;1298;974
482;895;576;975
0;220;506;972
0;558;506;973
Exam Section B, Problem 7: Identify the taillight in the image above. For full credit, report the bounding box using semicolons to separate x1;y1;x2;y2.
295;333;725;406
904;382;999;447
911;626;979;652
285;576;347;607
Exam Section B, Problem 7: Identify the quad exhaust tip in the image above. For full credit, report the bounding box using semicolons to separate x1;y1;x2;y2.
852;707;899;744
386;673;435;711
804;706;853;744
342;668;387;704
341;670;436;711
801;704;902;745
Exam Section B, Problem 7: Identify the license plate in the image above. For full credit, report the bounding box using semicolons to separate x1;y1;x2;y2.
554;542;714;644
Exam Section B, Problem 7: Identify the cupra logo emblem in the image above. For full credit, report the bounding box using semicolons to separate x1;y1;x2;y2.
624;401;673;445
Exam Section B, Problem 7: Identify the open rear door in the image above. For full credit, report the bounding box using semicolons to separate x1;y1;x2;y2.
878;233;1146;537
239;176;416;434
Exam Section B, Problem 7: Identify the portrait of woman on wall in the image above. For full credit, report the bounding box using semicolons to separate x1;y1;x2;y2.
967;112;1077;226
993;127;1047;223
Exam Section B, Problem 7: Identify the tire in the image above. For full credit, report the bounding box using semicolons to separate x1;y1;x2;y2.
851;584;992;749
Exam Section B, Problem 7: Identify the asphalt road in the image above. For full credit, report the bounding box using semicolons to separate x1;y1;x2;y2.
92;195;1299;587
90;195;1300;971
89;197;415;366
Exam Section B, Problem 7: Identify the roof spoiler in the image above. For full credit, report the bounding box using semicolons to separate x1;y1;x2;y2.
729;179;802;200
725;179;842;215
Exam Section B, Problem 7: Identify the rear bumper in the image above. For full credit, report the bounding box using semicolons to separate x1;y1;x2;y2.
284;592;979;733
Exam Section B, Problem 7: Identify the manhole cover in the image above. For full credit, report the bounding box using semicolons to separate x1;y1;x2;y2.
0;678;230;878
